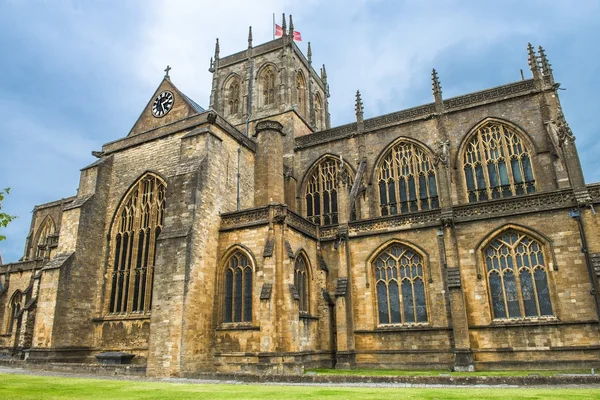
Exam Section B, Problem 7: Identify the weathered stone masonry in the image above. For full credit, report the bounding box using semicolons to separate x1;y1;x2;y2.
1;19;599;375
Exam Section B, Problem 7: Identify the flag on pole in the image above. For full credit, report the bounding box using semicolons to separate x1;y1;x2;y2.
274;23;302;41
275;24;283;37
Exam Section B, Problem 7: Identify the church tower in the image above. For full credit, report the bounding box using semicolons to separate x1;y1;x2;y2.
207;14;330;136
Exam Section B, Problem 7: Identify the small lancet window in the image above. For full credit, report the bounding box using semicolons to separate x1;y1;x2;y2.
484;230;553;319
6;290;23;334
227;79;241;115
377;141;439;216
223;251;253;323
305;157;353;225
35;217;56;260
296;72;307;116
373;243;428;325
314;93;323;130
294;254;309;314
261;67;276;106
463;122;535;202
108;173;166;315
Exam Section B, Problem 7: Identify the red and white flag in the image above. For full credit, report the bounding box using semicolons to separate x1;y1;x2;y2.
275;24;283;37
274;23;302;41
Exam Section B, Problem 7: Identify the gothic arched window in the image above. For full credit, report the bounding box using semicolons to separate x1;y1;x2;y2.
227;78;241;115
314;93;323;130
108;173;166;315
373;243;428;325
6;290;22;334
463;121;535;202
294;254;309;314
35;217;56;259
296;71;307;116
305;157;352;225
484;230;553;319
223;250;253;323
261;66;276;106
377;141;438;216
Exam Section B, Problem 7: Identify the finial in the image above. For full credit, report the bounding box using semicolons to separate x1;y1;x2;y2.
289;15;294;36
527;43;539;79
248;26;253;48
355;90;364;122
431;68;442;96
164;65;171;78
208;57;215;73
282;13;287;35
538;45;553;77
307;42;312;64
214;38;220;59
321;64;328;80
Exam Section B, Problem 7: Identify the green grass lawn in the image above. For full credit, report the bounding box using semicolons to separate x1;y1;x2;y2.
306;368;595;377
0;373;599;400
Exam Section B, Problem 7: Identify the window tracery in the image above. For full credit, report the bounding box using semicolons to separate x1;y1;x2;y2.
35;217;56;259
108;173;166;315
294;254;309;314
261;67;276;106
227;78;241;115
314;93;323;130
305;157;352;225
463;122;535;202
377;141;438;216
484;230;553;319
373;243;428;325
296;72;307;116
6;290;22;334
223;251;253;323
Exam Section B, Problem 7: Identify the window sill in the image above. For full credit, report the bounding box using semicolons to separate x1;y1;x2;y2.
299;313;319;321
359;323;443;333
217;323;260;331
93;313;151;322
488;317;559;327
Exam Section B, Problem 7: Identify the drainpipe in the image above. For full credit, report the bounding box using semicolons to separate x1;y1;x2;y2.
570;208;600;322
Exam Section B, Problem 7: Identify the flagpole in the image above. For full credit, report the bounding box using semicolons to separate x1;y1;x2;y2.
272;13;275;40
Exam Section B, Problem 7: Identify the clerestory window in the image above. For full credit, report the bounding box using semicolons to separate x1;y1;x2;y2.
463;121;535;202
377;141;438;216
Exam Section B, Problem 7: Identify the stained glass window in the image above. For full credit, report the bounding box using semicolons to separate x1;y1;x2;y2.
294;255;309;314
377;141;438;216
464;122;535;202
373;244;428;325
223;251;253;323
108;173;166;314
484;230;553;319
305;157;353;225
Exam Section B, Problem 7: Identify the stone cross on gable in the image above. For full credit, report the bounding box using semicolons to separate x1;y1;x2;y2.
164;65;171;78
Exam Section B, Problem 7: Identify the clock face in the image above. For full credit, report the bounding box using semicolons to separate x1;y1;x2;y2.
151;91;174;118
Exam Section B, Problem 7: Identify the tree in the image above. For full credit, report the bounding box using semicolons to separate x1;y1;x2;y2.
0;188;17;241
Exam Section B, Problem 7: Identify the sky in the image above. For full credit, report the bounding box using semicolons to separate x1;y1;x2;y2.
1;0;599;263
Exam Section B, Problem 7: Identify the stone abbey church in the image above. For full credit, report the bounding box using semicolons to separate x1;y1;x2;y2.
1;19;600;376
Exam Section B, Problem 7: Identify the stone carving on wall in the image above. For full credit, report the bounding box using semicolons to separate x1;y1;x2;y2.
443;79;536;110
220;207;270;230
453;189;575;220
434;140;450;167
